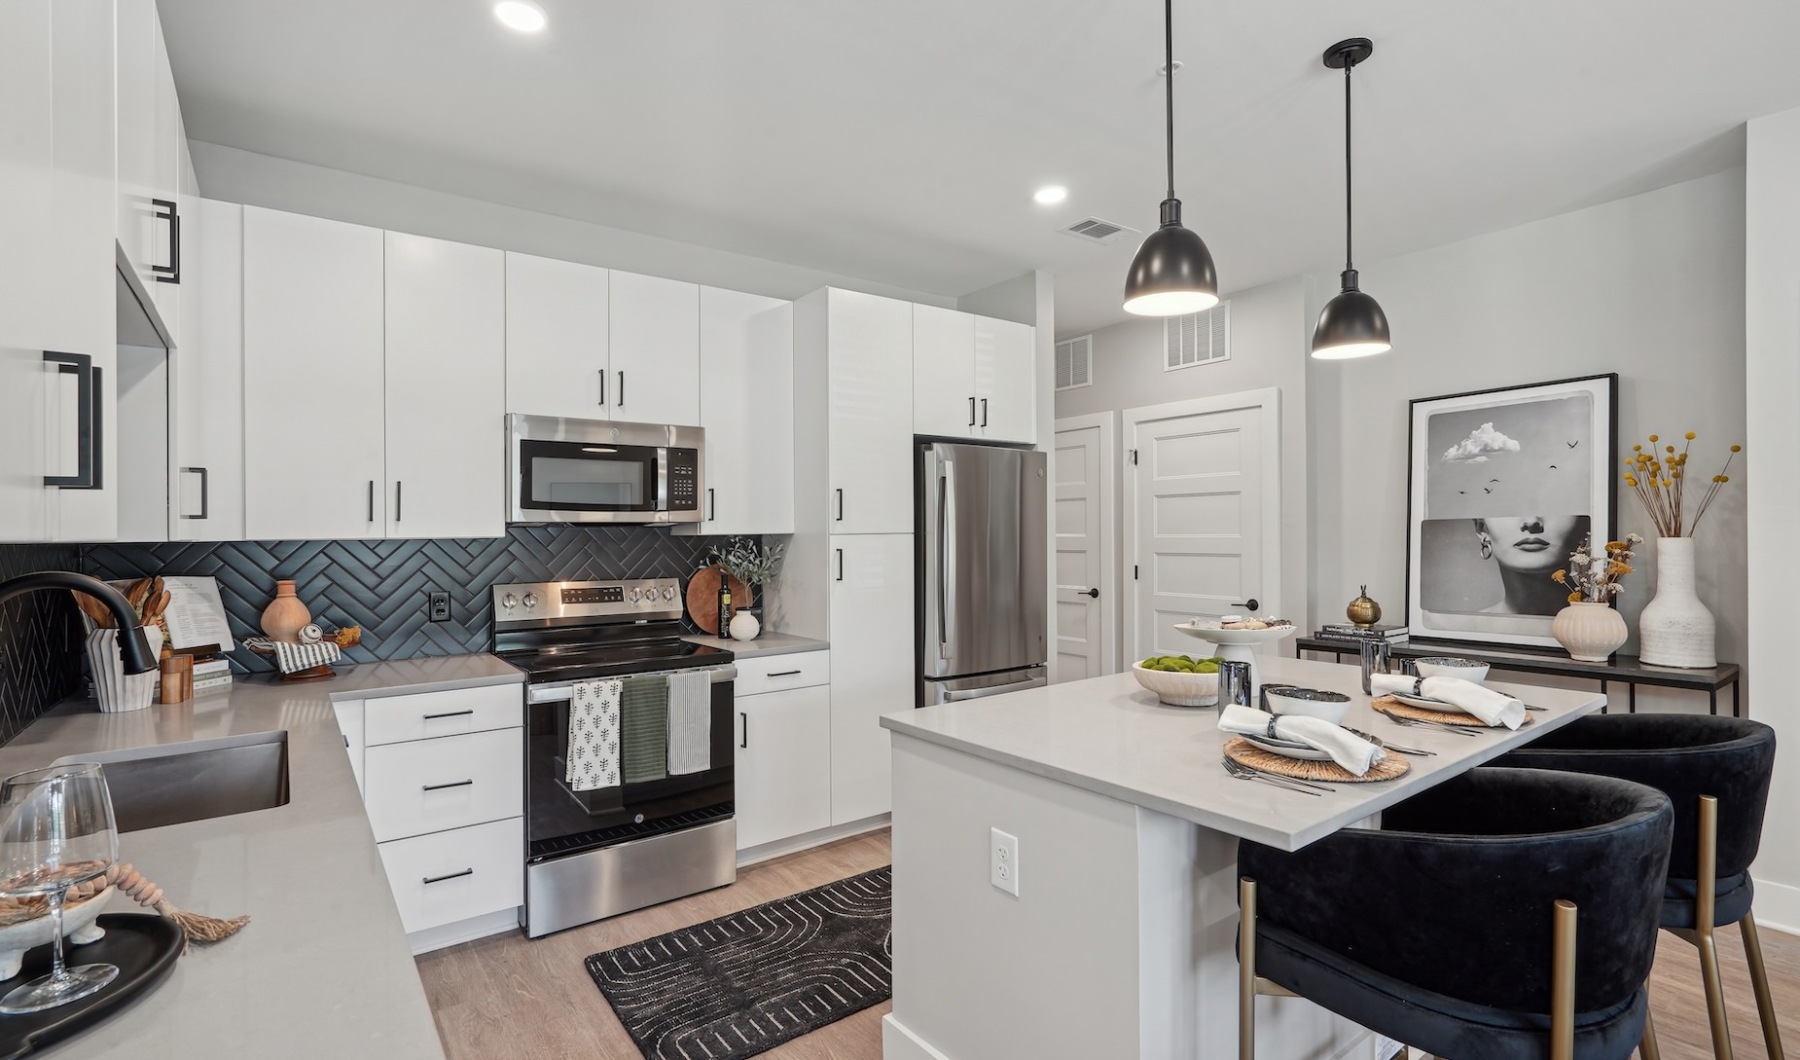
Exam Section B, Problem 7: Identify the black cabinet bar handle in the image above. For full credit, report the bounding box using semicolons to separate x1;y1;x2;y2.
422;779;474;792
422;868;473;885
707;488;716;521
395;480;403;523
835;489;844;522
151;198;181;284
367;480;375;522
835;548;845;582
598;370;606;405
180;466;209;520
617;370;625;406
981;398;988;427
968;396;977;427
766;669;802;677
739;711;748;749
42;352;96;488
422;709;475;720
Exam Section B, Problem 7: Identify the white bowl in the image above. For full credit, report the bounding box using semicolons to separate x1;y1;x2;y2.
1414;657;1490;684
1265;687;1352;725
1173;621;1299;647
0;886;112;980
1131;661;1220;707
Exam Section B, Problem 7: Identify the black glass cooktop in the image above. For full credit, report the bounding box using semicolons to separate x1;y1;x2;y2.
499;639;733;683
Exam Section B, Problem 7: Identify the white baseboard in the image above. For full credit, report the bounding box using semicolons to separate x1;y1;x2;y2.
736;814;891;868
1754;875;1800;936
407;907;520;955
883;1014;955;1060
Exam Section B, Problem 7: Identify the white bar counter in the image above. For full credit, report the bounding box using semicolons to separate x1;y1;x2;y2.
878;655;1607;1060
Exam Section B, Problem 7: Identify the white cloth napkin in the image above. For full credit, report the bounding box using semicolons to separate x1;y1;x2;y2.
1218;704;1385;776
1371;674;1525;730
565;678;622;792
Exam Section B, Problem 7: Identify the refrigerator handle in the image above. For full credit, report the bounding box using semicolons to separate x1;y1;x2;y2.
939;460;955;656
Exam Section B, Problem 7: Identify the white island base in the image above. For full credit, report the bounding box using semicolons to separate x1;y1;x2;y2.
878;657;1608;1060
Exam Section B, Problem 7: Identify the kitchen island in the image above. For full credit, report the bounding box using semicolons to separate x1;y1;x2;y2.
878;655;1607;1060
0;654;522;1060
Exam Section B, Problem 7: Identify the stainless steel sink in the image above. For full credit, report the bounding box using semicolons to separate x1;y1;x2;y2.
59;730;290;833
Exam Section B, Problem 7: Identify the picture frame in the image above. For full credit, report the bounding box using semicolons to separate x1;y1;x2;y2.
1406;373;1618;649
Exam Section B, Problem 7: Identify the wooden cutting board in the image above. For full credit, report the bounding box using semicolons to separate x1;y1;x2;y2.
684;565;752;635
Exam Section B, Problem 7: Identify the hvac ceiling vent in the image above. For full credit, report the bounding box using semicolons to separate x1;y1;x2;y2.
1061;217;1137;244
1054;335;1093;391
1165;300;1230;371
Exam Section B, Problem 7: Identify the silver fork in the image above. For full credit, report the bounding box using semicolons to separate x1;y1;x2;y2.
1223;756;1336;794
1374;706;1482;737
1345;726;1435;757
1222;757;1324;796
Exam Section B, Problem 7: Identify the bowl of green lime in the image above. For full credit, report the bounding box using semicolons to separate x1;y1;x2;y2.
1131;654;1225;707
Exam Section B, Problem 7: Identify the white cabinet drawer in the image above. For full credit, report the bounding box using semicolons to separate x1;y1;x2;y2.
364;684;521;746
378;817;522;934
363;728;522;842
734;651;831;696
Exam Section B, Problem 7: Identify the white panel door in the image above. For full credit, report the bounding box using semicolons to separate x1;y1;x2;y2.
608;270;700;426
687;287;793;536
1128;397;1277;660
243;207;386;540
976;316;1037;444
384;232;506;538
827;291;914;534
734;684;832;850
828;532;913;823
503;252;608;420
1054;420;1114;680
912;305;976;439
174;199;246;539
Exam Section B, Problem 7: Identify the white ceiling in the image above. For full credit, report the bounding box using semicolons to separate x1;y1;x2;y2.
160;1;1799;337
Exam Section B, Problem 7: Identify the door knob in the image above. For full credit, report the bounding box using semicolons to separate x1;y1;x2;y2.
1233;599;1260;612
1081;587;1099;599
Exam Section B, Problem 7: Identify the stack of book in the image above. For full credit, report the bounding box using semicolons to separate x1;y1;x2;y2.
1313;622;1409;645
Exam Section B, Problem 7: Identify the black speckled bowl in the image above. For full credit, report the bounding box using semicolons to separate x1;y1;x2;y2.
1264;686;1352;725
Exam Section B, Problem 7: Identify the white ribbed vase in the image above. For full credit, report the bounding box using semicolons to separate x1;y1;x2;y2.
1552;602;1628;663
1637;537;1716;668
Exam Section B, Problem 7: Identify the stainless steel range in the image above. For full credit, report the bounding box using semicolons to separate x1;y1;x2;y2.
491;578;737;938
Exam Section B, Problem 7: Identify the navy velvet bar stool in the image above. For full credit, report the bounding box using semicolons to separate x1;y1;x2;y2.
1237;768;1673;1060
1497;714;1782;1060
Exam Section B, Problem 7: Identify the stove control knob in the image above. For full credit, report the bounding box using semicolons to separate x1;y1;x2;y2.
501;593;518;610
661;586;676;601
628;588;642;603
521;592;538;610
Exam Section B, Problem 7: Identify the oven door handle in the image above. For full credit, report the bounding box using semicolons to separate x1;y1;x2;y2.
526;664;738;704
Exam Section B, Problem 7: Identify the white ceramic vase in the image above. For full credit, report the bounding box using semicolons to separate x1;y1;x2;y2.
87;626;163;713
1637;537;1716;668
728;610;761;642
1552;602;1628;663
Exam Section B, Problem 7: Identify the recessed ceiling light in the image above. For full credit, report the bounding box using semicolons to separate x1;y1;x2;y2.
494;0;547;33
1033;185;1069;206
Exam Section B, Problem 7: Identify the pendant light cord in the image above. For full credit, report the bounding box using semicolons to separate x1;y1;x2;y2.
1164;0;1175;201
1343;58;1354;273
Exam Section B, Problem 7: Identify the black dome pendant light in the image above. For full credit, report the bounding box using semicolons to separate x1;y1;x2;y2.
1122;0;1219;316
1311;37;1391;359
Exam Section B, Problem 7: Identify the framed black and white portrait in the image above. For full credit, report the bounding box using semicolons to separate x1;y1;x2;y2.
1407;374;1617;648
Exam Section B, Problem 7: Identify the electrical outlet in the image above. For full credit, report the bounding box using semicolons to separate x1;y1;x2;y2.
427;591;451;623
990;828;1019;897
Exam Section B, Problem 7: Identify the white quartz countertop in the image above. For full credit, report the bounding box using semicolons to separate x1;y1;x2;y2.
682;631;829;659
0;653;523;1059
880;656;1607;852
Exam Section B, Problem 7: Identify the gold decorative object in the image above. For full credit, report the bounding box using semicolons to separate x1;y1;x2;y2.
1345;585;1381;628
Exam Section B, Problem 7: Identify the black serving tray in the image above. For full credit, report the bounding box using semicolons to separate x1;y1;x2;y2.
0;914;183;1059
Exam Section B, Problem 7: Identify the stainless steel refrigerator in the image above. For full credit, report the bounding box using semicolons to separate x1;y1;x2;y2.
917;441;1048;707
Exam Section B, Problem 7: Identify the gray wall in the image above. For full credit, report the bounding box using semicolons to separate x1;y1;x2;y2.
191;141;956;308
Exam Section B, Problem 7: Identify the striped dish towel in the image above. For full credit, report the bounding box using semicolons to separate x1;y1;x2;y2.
565;679;622;792
620;675;669;784
270;640;341;674
665;670;711;776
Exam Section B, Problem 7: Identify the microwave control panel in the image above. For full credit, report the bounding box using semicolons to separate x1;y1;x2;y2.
668;449;700;511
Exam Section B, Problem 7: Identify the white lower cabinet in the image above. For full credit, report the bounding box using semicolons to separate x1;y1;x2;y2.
379;817;523;936
363;728;522;843
828;535;913;823
733;655;831;851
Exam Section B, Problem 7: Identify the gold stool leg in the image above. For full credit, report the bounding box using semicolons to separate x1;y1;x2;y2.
1641;998;1662;1060
1239;876;1256;1060
1552;899;1578;1060
1740;915;1786;1060
1696;795;1735;1060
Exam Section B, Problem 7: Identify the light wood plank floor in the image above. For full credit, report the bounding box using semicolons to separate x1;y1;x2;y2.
416;828;1800;1060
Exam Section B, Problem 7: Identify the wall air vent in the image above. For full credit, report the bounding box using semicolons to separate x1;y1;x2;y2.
1164;301;1230;371
1054;335;1093;391
1061;217;1137;244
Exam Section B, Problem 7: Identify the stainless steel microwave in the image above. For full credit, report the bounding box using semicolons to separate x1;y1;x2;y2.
507;415;705;525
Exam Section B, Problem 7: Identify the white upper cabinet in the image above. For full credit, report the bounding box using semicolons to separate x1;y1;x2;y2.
680;287;794;537
114;0;156;310
973;315;1037;444
912;305;977;439
243;208;386;540
504;252;608;421
173;199;245;540
822;290;913;534
383;232;506;539
147;16;181;332
608;270;700;426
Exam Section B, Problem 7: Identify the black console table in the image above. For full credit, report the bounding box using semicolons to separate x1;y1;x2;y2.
1294;637;1743;717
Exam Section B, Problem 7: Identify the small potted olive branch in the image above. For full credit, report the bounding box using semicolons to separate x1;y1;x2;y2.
1551;533;1642;604
708;537;787;602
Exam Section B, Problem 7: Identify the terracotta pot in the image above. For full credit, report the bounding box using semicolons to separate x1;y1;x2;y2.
1637;537;1716;668
1552;602;1628;663
260;580;312;644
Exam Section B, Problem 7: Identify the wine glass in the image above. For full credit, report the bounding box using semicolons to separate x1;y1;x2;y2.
0;763;120;1013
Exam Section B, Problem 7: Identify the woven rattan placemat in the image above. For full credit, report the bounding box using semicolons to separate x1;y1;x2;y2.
1223;737;1411;783
1371;694;1495;726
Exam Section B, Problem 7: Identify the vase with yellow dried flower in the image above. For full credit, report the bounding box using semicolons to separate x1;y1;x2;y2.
1623;432;1740;667
1548;533;1640;662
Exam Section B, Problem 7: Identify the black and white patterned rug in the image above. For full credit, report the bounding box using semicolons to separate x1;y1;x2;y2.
586;866;892;1060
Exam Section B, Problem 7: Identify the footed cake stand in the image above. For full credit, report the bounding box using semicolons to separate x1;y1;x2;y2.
1172;622;1298;695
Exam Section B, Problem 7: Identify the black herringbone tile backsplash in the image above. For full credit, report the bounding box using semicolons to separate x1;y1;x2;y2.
0;526;743;739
